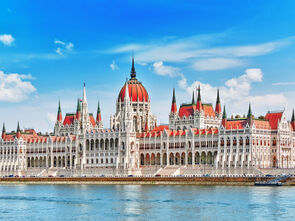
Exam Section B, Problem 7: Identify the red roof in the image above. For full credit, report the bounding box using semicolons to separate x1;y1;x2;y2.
265;112;283;130
63;113;96;127
178;104;216;118
178;104;195;118
118;79;149;102
225;120;246;130
63;114;76;126
203;104;216;117
89;115;96;127
253;119;270;129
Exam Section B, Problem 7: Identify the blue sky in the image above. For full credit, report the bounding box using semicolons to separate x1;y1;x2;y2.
1;0;295;132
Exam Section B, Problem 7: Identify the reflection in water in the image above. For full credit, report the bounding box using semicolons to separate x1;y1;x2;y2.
0;185;295;220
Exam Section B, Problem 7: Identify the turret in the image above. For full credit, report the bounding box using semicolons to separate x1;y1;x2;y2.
222;106;227;127
96;100;102;123
76;98;81;120
57;100;62;122
130;55;136;79
196;85;202;111
16;121;21;139
171;88;177;114
247;103;253;126
291;109;295;131
2;123;6;140
215;89;221;114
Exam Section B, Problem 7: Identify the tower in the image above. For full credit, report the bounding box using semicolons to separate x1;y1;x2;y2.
215;89;222;115
1;123;6;140
96;100;103;129
196;85;202;112
16;121;21;139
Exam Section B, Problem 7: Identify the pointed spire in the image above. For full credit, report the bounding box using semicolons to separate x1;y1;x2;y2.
82;82;87;102
222;106;227;127
57;100;63;122
2;123;6;140
124;80;130;101
2;122;5;133
196;85;202;111
192;90;195;105
247;103;252;118
130;54;136;79
76;98;81;120
16;121;21;138
215;89;222;114
222;105;227;119
17;121;20;132
291;109;295;131
171;87;177;113
96;100;102;123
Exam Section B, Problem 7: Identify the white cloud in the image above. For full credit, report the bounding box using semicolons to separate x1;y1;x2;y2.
153;61;181;77
109;35;294;70
54;39;74;55
0;34;15;46
193;58;244;70
273;82;295;86
153;61;187;88
181;68;288;116
0;71;36;102
110;60;119;71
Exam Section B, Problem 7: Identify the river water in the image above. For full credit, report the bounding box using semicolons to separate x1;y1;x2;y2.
0;184;294;220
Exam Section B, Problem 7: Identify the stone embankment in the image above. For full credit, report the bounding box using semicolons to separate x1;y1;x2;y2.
1;176;294;185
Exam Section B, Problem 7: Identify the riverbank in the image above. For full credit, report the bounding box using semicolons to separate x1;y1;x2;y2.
1;176;293;185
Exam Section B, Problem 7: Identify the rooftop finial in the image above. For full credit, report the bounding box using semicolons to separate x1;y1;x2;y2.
222;106;227;119
247;103;252;118
130;53;136;79
2;122;5;133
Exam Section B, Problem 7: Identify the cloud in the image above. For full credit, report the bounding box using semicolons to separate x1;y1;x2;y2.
109;35;294;70
181;68;289;116
0;71;36;102
0;34;15;46
193;58;244;70
110;60;119;71
153;61;181;77
153;61;187;88
273;82;295;86
54;39;74;55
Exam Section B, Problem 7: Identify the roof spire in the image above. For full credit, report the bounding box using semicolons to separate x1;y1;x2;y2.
16;121;21;138
196;85;202;111
2;122;5;133
76;98;81;120
130;53;136;79
124;79;130;101
291;109;295;122
82;82;87;102
1;122;5;140
57;100;62;122
247;103;252;118
215;88;222;114
171;87;177;113
197;85;201;101
192;90;195;105
222;105;227;119
17;121;20;132
96;100;102;123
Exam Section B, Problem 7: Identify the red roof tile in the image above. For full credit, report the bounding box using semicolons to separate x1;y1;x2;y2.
265;112;283;130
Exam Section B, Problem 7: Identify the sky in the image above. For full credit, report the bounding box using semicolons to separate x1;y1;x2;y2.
1;0;295;132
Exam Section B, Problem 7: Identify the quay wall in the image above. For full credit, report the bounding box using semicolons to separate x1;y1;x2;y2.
0;177;286;185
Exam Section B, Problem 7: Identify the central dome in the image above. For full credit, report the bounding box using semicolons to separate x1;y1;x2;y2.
118;57;149;102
